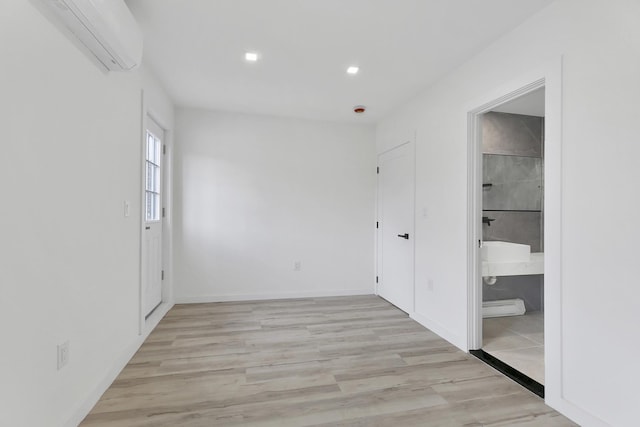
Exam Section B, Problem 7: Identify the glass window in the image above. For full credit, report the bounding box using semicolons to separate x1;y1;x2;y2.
145;130;161;221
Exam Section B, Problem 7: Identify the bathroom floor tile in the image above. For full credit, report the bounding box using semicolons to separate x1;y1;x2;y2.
521;332;544;345
483;312;544;385
487;346;545;384
482;332;539;352
482;318;517;339
499;312;544;335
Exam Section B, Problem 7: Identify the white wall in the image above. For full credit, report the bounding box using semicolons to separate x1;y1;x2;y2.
0;2;174;426
174;109;375;302
376;0;640;425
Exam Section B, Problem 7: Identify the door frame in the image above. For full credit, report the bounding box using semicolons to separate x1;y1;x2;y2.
466;58;563;406
375;139;416;314
138;90;174;335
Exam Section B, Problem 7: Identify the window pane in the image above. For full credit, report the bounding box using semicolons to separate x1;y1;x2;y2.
144;191;160;221
154;164;161;192
153;193;160;221
145;162;152;191
151;162;157;191
149;192;155;221
154;138;161;164
151;137;158;163
147;133;153;161
145;191;152;221
144;130;162;221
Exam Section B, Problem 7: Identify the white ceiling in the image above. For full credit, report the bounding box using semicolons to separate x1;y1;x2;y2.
126;0;555;124
492;87;545;116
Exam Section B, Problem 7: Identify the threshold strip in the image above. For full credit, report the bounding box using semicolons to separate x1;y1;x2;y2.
470;349;544;398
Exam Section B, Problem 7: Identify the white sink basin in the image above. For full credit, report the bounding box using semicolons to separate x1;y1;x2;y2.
481;241;530;262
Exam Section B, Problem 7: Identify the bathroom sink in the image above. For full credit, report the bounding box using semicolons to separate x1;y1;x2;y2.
481;241;530;262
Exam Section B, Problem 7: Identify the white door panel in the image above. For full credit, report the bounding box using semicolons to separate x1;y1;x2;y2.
143;229;162;315
377;142;415;313
142;118;163;317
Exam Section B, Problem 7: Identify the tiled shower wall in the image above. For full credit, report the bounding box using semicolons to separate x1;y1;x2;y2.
482;112;544;311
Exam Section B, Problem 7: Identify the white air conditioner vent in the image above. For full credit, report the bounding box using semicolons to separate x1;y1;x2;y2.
40;0;143;71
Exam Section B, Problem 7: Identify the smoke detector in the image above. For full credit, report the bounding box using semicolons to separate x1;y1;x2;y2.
353;105;366;114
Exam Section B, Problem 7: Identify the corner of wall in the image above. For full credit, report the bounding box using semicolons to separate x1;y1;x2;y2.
410;311;467;352
64;302;174;427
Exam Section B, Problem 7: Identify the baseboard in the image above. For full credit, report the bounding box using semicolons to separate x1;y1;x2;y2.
175;289;374;304
410;311;467;351
64;301;174;427
546;395;611;427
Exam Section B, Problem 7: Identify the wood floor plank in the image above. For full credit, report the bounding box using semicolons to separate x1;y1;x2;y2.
81;295;576;426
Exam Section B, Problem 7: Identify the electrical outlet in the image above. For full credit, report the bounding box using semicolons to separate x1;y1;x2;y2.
294;261;301;271
427;279;434;291
57;341;70;370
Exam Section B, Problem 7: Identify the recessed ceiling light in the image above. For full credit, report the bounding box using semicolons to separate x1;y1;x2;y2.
245;52;259;62
347;66;359;75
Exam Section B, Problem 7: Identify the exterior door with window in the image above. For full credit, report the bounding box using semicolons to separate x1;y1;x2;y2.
142;118;163;317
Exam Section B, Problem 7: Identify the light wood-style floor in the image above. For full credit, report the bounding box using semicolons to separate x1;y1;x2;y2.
81;295;575;426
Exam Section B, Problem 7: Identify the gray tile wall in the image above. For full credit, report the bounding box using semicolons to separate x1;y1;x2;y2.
482;112;543;157
482;112;544;311
483;155;542;211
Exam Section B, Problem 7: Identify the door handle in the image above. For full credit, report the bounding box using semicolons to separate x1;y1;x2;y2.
145;226;151;230
397;233;409;240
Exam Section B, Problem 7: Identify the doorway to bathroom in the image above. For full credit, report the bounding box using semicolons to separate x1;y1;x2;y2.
468;85;547;397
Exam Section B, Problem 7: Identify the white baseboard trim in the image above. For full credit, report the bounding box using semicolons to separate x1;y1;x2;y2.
64;301;174;427
175;289;374;304
546;395;610;427
410;311;467;352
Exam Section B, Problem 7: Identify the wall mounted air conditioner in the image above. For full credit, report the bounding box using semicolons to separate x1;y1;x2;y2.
39;0;143;71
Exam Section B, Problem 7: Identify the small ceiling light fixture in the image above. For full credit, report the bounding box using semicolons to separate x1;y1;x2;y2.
346;66;359;75
245;52;259;62
353;105;366;114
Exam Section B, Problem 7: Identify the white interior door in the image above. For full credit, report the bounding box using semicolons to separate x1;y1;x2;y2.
142;118;164;317
377;141;415;313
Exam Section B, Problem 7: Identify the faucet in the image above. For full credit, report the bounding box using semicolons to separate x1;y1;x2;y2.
483;216;496;226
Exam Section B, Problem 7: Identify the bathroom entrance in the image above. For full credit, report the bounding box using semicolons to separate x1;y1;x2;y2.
469;86;547;397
